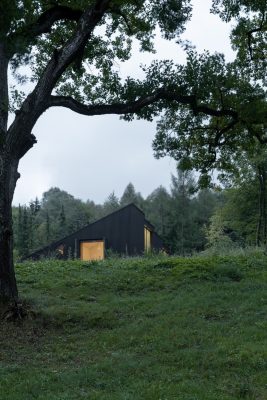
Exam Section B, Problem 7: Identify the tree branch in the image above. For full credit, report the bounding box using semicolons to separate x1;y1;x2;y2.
7;6;83;57
48;90;239;121
246;124;267;144
247;12;266;61
48;91;164;115
110;7;133;34
33;6;83;35
47;90;240;164
213;119;239;147
7;0;112;158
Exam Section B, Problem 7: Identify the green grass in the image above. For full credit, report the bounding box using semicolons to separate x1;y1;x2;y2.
1;253;267;399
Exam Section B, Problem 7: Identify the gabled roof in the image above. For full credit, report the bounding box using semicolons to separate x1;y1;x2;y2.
59;202;148;241
25;203;153;259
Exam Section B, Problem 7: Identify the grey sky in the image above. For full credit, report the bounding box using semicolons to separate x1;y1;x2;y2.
12;0;235;206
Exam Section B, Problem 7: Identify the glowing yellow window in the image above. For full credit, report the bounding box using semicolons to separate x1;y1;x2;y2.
80;241;104;261
144;227;152;252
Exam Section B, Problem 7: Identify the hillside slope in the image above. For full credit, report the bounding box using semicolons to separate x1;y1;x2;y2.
0;254;267;399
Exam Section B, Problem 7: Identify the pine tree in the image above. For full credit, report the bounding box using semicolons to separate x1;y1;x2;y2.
144;186;171;239
103;192;120;215
120;183;144;209
167;168;196;255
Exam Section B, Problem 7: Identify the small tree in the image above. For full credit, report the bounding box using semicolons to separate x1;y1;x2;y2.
103;191;120;215
205;212;238;253
167;167;196;255
144;186;171;238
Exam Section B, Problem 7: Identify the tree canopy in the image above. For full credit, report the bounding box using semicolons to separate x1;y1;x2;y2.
152;0;266;186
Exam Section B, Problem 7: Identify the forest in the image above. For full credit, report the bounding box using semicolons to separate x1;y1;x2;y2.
13;155;267;259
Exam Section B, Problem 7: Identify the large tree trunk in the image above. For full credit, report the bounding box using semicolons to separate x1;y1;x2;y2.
0;42;19;304
0;154;19;303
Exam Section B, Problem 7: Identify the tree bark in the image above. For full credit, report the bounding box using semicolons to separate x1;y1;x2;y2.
0;42;19;304
0;154;19;303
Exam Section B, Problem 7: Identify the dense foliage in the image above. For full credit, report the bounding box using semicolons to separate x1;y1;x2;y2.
152;0;267;187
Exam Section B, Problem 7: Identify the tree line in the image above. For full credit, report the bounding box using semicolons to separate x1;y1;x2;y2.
13;156;267;259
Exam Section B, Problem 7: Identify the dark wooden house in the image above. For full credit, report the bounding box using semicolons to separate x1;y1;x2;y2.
27;204;163;260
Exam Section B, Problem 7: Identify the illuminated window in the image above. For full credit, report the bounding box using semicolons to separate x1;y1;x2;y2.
144;226;152;252
80;240;104;261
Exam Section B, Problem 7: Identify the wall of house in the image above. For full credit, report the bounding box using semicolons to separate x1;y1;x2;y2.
152;232;164;252
122;205;141;255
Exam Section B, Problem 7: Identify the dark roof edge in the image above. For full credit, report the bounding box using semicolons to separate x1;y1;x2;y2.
144;219;155;230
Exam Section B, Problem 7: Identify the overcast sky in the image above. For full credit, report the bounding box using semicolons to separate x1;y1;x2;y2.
12;0;235;206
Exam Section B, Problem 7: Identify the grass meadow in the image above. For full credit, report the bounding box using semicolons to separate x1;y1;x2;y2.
0;252;267;399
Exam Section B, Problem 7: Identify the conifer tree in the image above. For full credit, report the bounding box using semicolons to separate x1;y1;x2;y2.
120;183;144;209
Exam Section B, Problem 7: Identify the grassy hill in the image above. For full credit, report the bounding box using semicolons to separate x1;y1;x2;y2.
0;253;267;399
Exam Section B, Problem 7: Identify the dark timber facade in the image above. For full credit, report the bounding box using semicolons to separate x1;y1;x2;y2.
27;204;163;260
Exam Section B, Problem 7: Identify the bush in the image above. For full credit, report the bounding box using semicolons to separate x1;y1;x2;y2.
212;263;243;282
